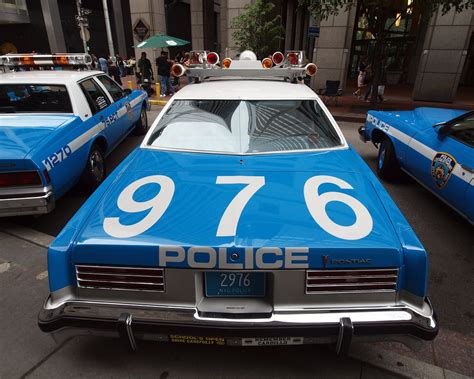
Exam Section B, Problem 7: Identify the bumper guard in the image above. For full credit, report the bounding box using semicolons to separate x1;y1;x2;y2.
38;296;438;355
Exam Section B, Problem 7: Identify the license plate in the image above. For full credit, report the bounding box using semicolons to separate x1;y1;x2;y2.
205;272;265;297
242;337;304;346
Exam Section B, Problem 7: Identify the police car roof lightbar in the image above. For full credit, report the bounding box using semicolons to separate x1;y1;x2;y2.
174;50;317;82
0;54;92;68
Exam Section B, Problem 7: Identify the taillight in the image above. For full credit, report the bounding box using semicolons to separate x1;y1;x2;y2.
306;269;399;293
76;265;165;292
207;51;219;66
0;171;42;187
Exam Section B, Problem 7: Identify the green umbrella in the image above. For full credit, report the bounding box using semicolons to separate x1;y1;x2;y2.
135;33;190;49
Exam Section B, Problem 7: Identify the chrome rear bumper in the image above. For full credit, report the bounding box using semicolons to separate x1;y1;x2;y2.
0;185;55;217
38;296;438;353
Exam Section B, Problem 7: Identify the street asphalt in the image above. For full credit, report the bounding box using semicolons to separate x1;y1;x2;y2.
0;108;472;378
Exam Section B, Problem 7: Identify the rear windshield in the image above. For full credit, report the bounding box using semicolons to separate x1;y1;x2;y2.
0;84;73;113
147;100;343;153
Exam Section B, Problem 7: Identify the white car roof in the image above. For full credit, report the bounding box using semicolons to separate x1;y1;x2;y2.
0;70;103;85
173;79;318;100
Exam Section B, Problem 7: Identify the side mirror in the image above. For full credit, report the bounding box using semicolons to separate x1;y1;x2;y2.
436;124;451;138
123;88;132;96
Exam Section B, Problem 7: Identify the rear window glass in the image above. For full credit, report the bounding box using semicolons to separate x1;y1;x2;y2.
0;84;72;113
147;100;343;153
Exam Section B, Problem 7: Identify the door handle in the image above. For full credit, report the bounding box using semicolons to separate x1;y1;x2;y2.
461;163;474;174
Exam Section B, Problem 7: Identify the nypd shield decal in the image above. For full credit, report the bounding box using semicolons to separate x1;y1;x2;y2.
431;152;456;189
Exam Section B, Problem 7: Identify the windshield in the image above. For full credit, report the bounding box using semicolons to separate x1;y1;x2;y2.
147;100;343;153
0;84;73;113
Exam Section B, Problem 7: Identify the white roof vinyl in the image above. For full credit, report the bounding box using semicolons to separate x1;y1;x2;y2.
0;70;102;85
173;79;319;100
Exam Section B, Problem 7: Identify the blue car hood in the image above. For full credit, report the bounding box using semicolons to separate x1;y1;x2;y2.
72;149;403;269
0;115;76;160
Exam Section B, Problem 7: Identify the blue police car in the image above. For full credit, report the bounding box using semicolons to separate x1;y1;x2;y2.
0;54;148;217
38;51;437;354
359;107;473;223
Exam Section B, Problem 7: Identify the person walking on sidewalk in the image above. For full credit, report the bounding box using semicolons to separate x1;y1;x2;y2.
156;51;174;98
353;59;368;98
99;56;108;74
138;52;153;82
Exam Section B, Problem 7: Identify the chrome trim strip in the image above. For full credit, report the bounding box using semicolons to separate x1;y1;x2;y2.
307;269;399;274
76;272;164;279
77;279;164;286
307;275;398;280
306;282;397;288
76;264;164;272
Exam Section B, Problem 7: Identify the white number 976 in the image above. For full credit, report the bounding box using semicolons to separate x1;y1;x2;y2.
103;175;373;240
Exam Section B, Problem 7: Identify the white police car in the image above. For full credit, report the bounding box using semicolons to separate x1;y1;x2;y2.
0;54;148;217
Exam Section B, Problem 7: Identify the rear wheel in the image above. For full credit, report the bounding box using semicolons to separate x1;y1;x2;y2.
376;137;400;180
80;144;106;193
133;106;148;135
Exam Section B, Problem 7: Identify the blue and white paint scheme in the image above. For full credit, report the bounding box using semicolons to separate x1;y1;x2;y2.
359;107;473;223
0;70;148;217
39;77;437;351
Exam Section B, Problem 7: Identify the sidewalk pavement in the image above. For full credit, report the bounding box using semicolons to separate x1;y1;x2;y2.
0;221;470;378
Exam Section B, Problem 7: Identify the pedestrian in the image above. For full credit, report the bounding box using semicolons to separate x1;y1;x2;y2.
108;59;122;85
116;54;126;77
126;56;136;75
137;52;153;82
183;52;193;84
363;66;385;103
353;59;368;98
98;56;108;74
156;51;174;97
90;54;98;70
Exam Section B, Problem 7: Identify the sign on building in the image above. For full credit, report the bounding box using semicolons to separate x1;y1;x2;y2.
133;19;150;42
308;17;320;38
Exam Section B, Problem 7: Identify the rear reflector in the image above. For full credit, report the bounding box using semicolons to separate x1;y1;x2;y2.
0;171;42;187
306;268;398;293
76;265;165;292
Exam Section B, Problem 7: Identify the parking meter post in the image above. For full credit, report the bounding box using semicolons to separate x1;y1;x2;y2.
156;82;160;96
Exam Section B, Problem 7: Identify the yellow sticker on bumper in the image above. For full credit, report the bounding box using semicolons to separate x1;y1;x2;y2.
169;335;225;345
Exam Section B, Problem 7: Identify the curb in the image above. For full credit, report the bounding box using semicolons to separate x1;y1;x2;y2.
332;113;366;123
149;99;168;106
0;222;469;379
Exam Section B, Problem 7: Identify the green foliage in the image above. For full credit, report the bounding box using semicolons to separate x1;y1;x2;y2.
231;0;285;59
299;0;474;21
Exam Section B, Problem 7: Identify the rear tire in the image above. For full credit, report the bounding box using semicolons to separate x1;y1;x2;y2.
376;137;400;180
133;106;148;135
80;144;106;194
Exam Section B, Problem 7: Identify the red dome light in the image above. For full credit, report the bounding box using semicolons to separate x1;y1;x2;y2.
207;52;219;65
272;51;284;65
